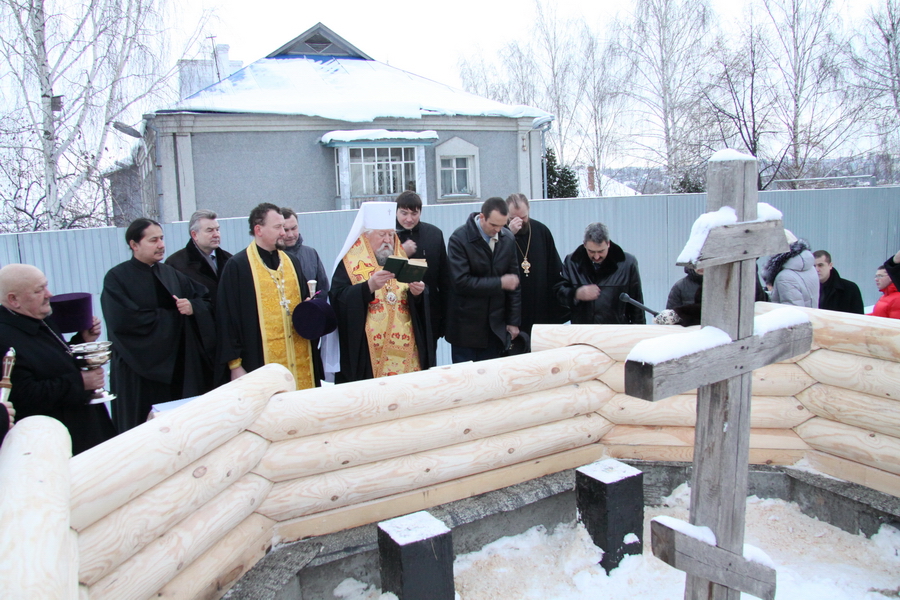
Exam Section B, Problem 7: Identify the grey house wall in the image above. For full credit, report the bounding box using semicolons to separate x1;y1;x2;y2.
191;130;337;217
145;113;542;223
0;187;895;366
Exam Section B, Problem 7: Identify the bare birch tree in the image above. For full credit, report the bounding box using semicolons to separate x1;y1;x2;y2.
614;0;714;190
0;0;208;230
762;0;865;185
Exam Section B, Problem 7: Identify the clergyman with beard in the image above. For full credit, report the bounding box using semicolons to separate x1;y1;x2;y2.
215;203;323;388
328;201;432;383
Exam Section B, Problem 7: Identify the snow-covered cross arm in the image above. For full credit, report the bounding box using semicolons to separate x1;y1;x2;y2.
624;308;812;402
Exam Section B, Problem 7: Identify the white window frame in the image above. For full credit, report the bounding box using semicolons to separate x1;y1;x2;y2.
331;145;429;209
435;137;480;202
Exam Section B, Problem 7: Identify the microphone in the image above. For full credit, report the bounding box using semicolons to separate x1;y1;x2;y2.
619;292;659;317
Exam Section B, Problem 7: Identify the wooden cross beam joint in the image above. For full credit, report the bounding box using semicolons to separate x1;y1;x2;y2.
651;520;776;600
676;219;789;271
624;321;812;402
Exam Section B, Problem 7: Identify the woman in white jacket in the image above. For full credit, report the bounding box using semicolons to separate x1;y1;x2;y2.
764;231;820;308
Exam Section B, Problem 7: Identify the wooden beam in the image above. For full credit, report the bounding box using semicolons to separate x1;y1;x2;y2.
798;349;900;401
797;383;900;438
678;220;788;270
625;323;813;402
651;520;776;600
796;417;900;476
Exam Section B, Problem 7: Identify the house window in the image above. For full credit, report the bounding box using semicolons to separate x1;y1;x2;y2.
440;157;472;195
434;136;480;202
347;147;416;197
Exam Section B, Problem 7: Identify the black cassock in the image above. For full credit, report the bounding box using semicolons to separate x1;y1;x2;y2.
513;218;569;335
329;261;432;383
101;257;215;433
215;247;323;385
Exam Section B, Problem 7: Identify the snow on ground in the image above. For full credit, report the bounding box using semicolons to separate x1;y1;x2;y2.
332;483;900;600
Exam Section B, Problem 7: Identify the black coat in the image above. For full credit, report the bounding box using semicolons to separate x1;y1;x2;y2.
819;267;864;314
165;240;233;309
556;241;646;325
512;218;568;335
446;213;521;348
0;309;116;454
396;220;451;341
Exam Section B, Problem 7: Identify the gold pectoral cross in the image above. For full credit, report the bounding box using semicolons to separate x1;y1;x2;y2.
521;258;531;275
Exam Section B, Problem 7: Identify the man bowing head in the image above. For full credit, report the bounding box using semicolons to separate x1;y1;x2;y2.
216;203;323;388
328;202;433;383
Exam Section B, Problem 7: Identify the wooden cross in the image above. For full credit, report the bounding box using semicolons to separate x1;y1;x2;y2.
624;151;813;600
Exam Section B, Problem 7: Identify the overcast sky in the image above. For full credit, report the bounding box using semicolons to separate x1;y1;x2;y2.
187;0;872;91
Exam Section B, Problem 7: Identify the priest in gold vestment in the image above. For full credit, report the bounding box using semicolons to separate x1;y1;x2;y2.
327;202;433;383
216;203;321;388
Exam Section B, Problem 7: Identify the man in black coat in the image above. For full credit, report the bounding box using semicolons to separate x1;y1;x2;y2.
102;219;217;433
506;193;568;335
165;209;233;309
446;197;521;362
814;250;864;314
395;191;451;352
555;222;646;325
0;264;116;454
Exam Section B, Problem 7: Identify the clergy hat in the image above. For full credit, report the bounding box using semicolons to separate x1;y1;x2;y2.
501;330;531;356
331;202;397;276
49;292;93;333
292;297;338;340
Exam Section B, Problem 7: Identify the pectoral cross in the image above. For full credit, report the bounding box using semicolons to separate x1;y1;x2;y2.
624;152;812;600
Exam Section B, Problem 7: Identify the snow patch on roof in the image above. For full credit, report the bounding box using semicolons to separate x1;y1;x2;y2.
166;57;549;122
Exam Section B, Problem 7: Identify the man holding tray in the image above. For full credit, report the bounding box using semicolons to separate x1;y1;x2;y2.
0;264;116;453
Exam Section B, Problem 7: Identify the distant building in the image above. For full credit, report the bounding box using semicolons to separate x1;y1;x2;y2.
123;23;552;222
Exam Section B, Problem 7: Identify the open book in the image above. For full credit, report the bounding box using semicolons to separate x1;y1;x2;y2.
383;255;428;284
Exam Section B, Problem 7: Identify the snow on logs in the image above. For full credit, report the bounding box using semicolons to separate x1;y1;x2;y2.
0;417;76;599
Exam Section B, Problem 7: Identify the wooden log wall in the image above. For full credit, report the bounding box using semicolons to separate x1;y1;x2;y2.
2;303;900;600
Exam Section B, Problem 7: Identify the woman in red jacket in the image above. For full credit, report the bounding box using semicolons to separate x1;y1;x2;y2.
868;267;900;319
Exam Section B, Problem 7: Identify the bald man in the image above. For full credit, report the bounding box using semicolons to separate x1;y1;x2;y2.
0;264;116;454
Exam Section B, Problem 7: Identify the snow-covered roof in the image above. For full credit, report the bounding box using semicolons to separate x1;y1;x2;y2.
163;25;549;123
320;130;439;145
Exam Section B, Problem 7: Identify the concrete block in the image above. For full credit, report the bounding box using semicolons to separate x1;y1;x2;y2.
377;511;454;600
576;458;643;573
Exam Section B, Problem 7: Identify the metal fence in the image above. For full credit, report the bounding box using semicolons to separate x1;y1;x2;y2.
1;186;897;365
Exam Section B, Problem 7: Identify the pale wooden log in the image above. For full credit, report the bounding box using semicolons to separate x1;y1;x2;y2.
259;414;614;522
804;450;900;498
79;431;269;586
250;345;609;442
70;364;292;532
797;383;900;439
600;425;810;451
756;302;900;362
651;520;775;600
752;363;816;396
88;473;273;600
796;417;900;475
679;219;788;272
254;381;613;482
153;512;275;600
599;394;813;429
598;362;626;393
531;323;683;359
799;349;900;400
0;417;75;600
625;322;812;401
275;443;610;543
604;445;806;466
